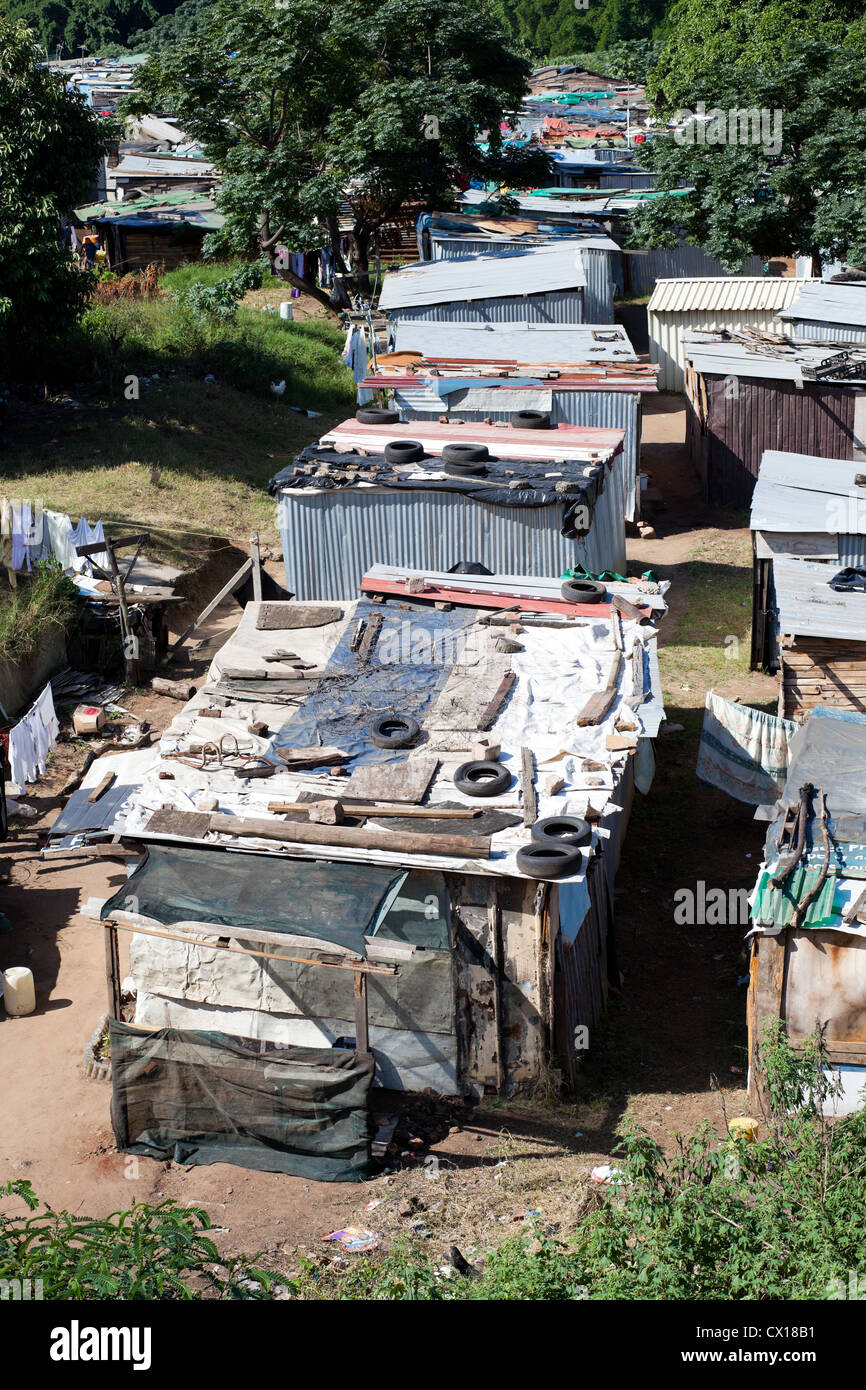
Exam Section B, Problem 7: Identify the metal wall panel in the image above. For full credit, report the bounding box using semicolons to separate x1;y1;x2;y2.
787;320;866;344
628;246;766;302
397;389;641;523
649;302;800;391
703;375;857;508
277;477;626;600
387;289;585;325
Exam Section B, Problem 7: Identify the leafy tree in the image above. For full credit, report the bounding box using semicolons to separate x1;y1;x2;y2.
0;18;108;357
128;0;553;302
632;0;866;270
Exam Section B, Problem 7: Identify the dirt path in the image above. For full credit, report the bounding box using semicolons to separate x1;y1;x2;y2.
0;397;780;1269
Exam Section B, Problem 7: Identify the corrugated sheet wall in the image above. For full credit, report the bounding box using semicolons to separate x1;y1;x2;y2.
397;390;640;523
786;320;866;344
277;479;626;600
628;246;766;302
703;375;857;508
427;243;618;323
387;289;585;326
598;171;657;190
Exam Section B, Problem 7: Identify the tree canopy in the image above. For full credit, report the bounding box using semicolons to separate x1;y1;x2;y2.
0;18;107;351
128;0;553;299
632;0;866;270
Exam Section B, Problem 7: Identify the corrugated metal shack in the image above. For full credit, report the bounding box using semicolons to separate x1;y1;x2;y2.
648;277;813;392
778;282;866;344
68;577;666;1167
747;708;866;1114
415;215;621;322
378;245;590;327
750;449;866;676
270;417;628;598
684;336;866;508
362;322;656;523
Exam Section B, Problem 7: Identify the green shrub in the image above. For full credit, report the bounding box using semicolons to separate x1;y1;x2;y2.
0;1182;276;1299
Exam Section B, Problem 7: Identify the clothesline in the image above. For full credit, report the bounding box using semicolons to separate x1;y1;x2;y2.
0;499;110;579
4;682;59;795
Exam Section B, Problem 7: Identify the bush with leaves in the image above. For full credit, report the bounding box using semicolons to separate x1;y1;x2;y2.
175;260;268;322
0;1183;278;1300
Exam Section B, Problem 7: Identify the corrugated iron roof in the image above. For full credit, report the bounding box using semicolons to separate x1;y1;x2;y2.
750;450;866;532
322;417;624;461
683;336;866;382
389;321;635;363
379;245;587;310
779;282;866;329
774;554;866;641
647;277;809;316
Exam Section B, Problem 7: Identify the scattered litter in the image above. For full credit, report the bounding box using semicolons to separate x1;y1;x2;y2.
364;1198;382;1212
323;1227;378;1253
591;1164;626;1185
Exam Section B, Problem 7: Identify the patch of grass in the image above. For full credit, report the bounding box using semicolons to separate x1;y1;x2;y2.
664;529;753;695
1;262;356;562
0;563;78;666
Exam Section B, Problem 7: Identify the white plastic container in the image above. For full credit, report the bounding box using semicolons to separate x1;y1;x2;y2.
2;967;35;1016
279;301;294;322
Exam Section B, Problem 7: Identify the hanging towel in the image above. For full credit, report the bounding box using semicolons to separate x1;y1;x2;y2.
10;500;32;572
43;510;75;571
0;497;13;572
6;718;37;795
34;683;59;742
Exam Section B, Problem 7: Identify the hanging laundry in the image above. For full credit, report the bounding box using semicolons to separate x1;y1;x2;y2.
342;327;373;404
10;500;33;572
0;497;13;572
5;683;59;794
34;683;59;743
70;517;111;575
43;510;75;571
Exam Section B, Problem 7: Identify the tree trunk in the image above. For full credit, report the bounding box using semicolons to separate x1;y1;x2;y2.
352;226;372;296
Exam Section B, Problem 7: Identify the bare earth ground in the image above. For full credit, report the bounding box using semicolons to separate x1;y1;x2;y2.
0;394;779;1275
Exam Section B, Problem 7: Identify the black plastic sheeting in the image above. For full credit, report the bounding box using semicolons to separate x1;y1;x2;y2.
272;596;472;764
100;844;405;955
110;1023;374;1179
267;443;605;538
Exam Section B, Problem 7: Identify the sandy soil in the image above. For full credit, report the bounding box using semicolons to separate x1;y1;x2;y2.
0;395;781;1273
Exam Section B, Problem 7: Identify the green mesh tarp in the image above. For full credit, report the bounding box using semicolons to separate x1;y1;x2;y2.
101;844;405;955
110;1023;374;1179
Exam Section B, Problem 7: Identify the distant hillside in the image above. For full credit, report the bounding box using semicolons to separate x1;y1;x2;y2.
489;0;671;62
2;0;671;64
1;0;185;55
